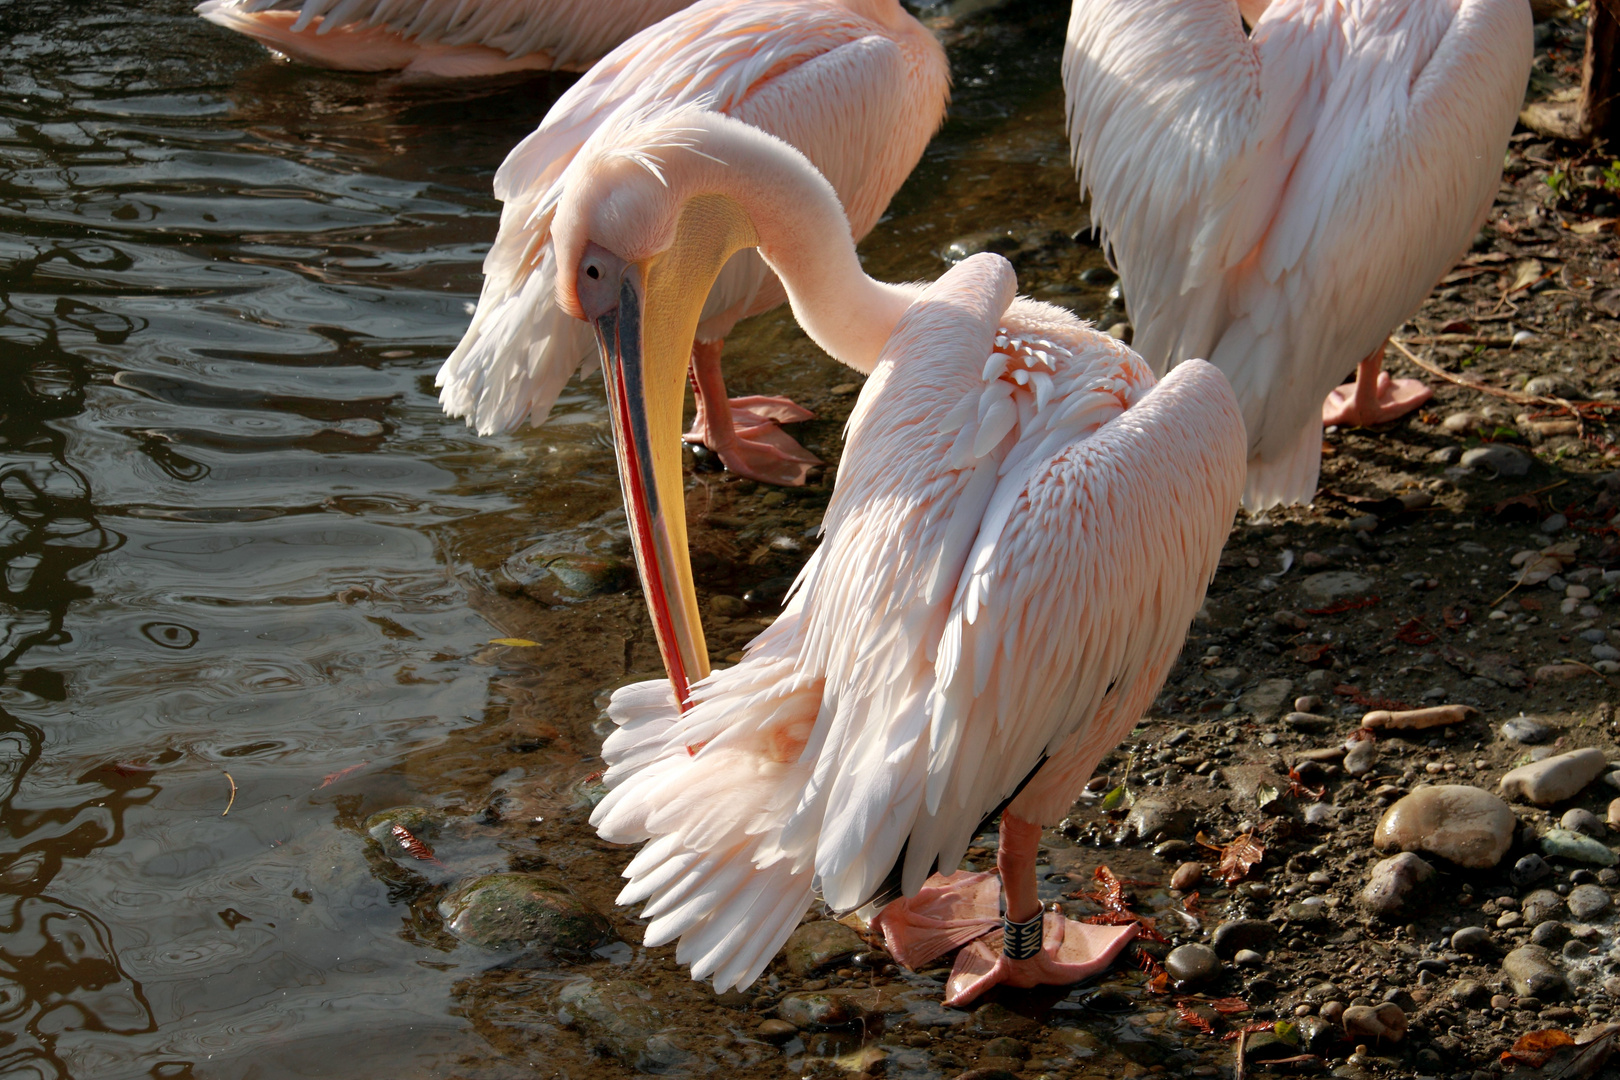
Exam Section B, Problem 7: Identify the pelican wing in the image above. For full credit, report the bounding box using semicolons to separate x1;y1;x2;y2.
1207;0;1531;469
1066;0;1530;503
198;0;689;67
437;0;939;434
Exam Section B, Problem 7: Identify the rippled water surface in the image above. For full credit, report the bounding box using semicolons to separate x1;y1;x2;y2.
0;1;1115;1075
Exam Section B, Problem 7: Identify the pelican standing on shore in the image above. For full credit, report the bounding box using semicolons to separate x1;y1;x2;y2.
1063;0;1532;508
196;0;693;78
435;0;949;485
556;106;1246;1003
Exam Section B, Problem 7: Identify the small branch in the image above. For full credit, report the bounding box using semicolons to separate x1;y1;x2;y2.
223;772;237;817
1235;1028;1249;1080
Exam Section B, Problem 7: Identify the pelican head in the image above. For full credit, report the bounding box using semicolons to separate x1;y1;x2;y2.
554;109;768;707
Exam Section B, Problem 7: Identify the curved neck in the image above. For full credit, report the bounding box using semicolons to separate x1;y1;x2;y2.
681;114;916;374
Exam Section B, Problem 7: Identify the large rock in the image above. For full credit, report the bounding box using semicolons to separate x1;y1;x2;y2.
438;873;614;954
1568;883;1614;920
1540;828;1619;866
1302;572;1376;605
1372;785;1516;868
1126;798;1193;842
1502;945;1570;1000
1239;678;1295;721
1500;748;1609;805
1359;853;1437;920
1343;1002;1407;1044
1164;944;1221;985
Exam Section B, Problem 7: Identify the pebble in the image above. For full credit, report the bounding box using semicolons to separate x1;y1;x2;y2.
1239;678;1296;720
1450;979;1490;1007
1582;628;1609;644
1303;802;1334;826
1500;748;1609;805
777;991;872;1029
1212;919;1276;959
1459;444;1531;477
1171;862;1203;891
1502;945;1571;1000
782;920;865;976
1373;785;1516;868
1342;1002;1407;1044
1205;666;1246;690
1542;513;1569;534
1609;798;1620;829
1541;827;1619;866
1502;717;1552;745
1531;920;1571;948
1569;883;1614;919
1126;799;1186;842
1523;890;1567;924
1562;807;1606;837
756;1019;798;1044
1302;571;1376;605
1233;948;1265;967
1451;926;1495;956
1359;852;1437;920
1164;944;1221;985
1596;645;1620;662
438;873;614;954
1512;853;1553;886
1344;738;1378;777
1320;1000;1345;1024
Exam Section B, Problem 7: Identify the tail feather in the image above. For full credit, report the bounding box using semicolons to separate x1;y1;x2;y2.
589;648;824;991
1242;410;1321;510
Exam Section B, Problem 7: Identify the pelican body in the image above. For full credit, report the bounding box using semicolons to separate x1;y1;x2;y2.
1063;0;1532;508
436;0;950;485
552;107;1246;1002
197;0;692;78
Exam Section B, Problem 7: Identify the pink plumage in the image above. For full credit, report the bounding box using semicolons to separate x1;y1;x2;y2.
561;106;1248;993
436;0;949;485
196;0;691;77
1063;0;1532;508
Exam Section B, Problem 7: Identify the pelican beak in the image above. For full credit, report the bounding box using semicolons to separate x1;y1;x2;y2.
590;257;709;709
582;196;759;710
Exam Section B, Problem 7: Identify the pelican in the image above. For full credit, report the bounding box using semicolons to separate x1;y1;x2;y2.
435;0;949;485
196;0;692;78
1063;0;1532;508
556;106;1246;1003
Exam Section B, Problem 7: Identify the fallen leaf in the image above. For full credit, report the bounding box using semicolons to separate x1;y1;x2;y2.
1291;642;1334;666
1198;831;1265;884
488;638;540;647
1442;605;1470;629
1102;785;1131;812
320;761;369;788
1593;288;1620;319
1505;1030;1576;1069
1256;784;1280;810
1509;258;1545;293
1393;618;1438;646
1569;218;1617;236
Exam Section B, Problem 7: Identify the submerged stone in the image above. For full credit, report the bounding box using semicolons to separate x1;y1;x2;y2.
782;920;865;977
558;978;687;1069
439;872;614;953
777;991;870;1029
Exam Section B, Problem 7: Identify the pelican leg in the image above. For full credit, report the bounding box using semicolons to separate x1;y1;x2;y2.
943;813;1137;1007
1321;343;1432;427
683;339;821;486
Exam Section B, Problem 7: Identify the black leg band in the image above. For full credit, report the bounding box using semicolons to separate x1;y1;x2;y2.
1002;910;1045;961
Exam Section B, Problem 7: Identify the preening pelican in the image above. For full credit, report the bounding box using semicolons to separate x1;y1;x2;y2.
555;106;1246;1003
1063;0;1532;509
196;0;692;78
435;0;949;484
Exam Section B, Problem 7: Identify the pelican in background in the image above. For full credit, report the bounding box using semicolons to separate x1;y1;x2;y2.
1063;0;1532;508
196;0;693;78
553;105;1246;1003
435;0;950;485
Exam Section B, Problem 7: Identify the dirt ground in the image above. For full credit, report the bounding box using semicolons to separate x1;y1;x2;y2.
358;6;1620;1080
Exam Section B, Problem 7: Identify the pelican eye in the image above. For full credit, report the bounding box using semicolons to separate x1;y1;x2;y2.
585;262;601;280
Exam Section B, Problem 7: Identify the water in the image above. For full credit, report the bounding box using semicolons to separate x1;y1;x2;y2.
0;1;1126;1076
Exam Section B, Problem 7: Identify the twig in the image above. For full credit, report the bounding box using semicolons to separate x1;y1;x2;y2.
1235;1028;1249;1080
223;772;237;817
1389;337;1584;415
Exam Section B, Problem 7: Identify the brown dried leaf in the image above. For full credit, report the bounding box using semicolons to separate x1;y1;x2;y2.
1504;1029;1576;1069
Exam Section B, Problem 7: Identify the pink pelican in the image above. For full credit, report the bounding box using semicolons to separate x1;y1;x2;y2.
195;0;693;78
434;0;949;484
1063;0;1532;508
555;106;1246;1003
